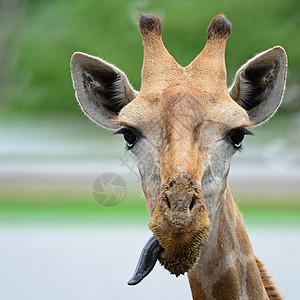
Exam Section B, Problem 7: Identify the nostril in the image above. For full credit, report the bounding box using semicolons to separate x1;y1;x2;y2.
189;196;197;211
163;195;171;209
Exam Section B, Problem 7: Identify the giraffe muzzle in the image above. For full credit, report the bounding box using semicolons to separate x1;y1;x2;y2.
129;172;211;280
149;172;210;253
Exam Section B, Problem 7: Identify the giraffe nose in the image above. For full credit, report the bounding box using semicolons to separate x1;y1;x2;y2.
149;171;210;258
162;189;198;213
160;172;202;218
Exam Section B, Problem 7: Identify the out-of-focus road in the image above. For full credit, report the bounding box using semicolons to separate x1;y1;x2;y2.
0;223;299;300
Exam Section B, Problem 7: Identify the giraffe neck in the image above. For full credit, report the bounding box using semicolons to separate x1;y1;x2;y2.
187;186;269;300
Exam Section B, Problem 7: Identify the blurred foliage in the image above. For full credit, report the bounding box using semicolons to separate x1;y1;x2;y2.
1;0;299;114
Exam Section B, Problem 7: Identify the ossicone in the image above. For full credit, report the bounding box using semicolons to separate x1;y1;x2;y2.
207;14;231;40
138;13;162;37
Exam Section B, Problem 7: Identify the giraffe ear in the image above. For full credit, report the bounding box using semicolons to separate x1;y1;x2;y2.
229;46;287;125
71;52;138;129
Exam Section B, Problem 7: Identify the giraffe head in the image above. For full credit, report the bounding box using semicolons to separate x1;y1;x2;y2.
71;14;287;278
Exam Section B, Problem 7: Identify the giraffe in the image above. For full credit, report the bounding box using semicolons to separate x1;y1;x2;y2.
70;13;287;299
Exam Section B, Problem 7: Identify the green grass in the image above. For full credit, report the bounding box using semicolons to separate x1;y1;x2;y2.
239;203;300;224
0;202;148;221
0;191;148;223
1;192;299;226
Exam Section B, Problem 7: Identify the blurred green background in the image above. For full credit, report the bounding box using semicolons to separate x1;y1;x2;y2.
0;0;300;224
2;0;300;114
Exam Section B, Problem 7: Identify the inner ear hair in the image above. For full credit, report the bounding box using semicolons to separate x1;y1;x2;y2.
229;46;287;126
71;52;138;129
238;61;279;111
82;68;128;115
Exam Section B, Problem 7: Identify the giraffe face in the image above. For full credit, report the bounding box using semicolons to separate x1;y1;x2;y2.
71;13;287;281
117;82;250;275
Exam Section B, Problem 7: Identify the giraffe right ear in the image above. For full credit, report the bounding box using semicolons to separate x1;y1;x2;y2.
229;46;287;126
70;52;138;129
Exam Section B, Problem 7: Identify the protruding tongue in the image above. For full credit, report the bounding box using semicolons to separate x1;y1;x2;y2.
127;235;163;285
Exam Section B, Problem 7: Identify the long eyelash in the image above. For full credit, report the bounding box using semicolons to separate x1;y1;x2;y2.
237;145;244;153
114;128;126;135
236;128;253;153
244;128;254;136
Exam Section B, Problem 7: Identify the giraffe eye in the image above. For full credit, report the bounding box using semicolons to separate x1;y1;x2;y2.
230;129;245;149
115;127;138;149
228;128;253;150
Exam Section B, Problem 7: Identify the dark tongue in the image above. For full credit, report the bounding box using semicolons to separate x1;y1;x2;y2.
127;235;163;285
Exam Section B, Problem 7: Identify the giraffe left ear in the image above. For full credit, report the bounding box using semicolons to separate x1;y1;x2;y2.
229;46;287;125
71;52;138;129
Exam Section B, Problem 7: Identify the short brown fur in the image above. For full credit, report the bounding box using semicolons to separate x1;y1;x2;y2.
128;13;283;298
71;12;287;300
256;258;282;300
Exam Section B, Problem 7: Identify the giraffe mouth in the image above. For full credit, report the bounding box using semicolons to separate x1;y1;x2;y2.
127;234;204;285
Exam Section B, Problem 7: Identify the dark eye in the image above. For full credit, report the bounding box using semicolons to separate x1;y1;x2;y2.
228;128;253;149
230;129;245;149
115;127;138;149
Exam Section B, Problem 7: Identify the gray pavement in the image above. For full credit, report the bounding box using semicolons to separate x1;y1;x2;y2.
0;223;299;300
